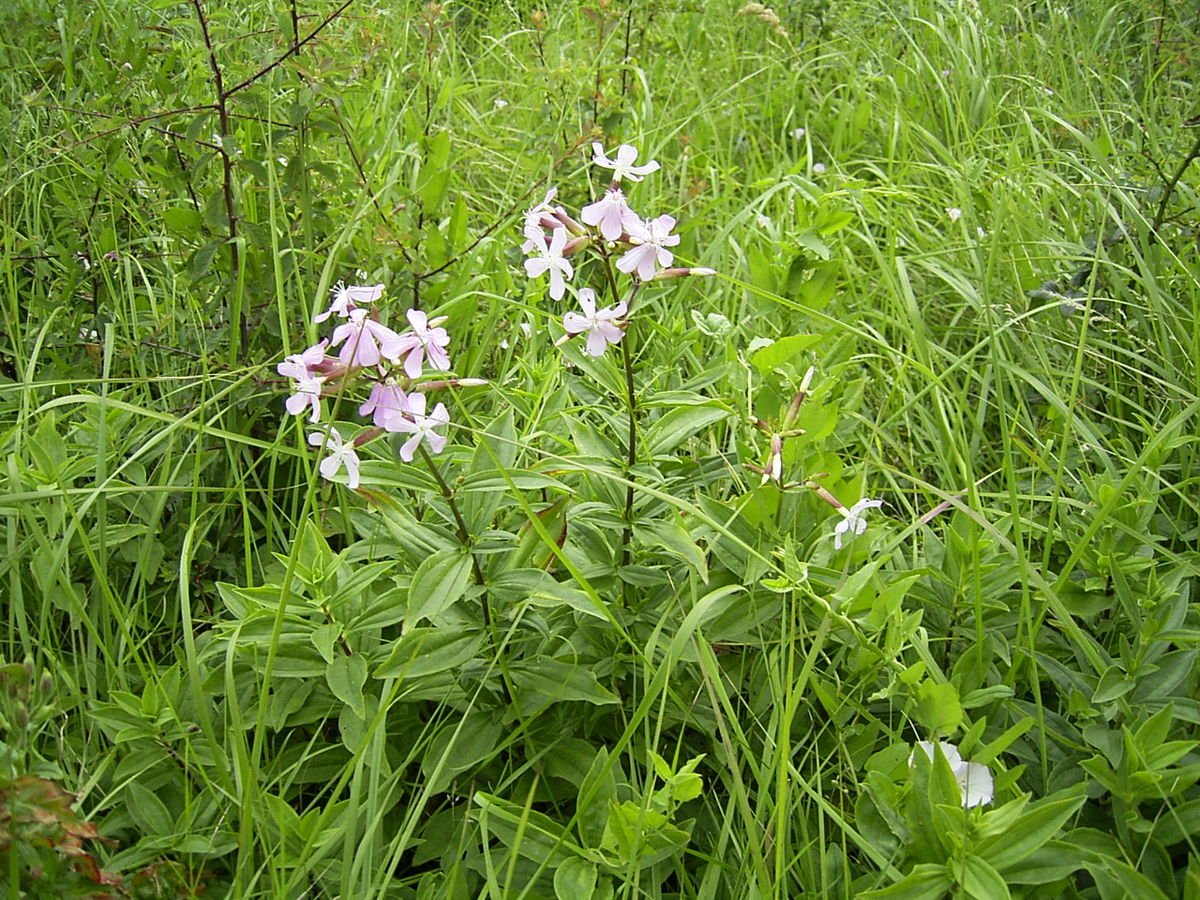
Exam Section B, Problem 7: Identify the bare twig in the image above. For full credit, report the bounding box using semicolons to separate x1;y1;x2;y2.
222;0;358;100
191;0;246;355
1151;129;1200;232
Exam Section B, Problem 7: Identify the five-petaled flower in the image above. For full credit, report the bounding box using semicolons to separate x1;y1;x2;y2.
394;309;452;378
912;741;994;809
316;282;384;323
393;392;450;462
278;341;331;423
308;427;361;490
524;227;574;300
581;190;640;242
592;143;660;184
618;214;680;281
834;498;883;549
330;308;406;369
562;288;627;357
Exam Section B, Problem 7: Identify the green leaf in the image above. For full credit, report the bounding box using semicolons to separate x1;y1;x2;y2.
749;334;823;374
374;626;483;679
406;549;474;628
577;747;618;848
644;405;730;456
473;792;582;867
554;858;597;900
162;205;202;236
126;782;175;838
634;517;708;583
914;681;963;736
960;855;1010;900
310;623;340;664
976;786;1085;873
1003;840;1087;884
859;863;952;899
325;653;368;718
460;410;518;533
510;658;620;715
1085;856;1172;900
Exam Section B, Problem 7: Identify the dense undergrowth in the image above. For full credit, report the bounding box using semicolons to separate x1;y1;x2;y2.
1;0;1199;896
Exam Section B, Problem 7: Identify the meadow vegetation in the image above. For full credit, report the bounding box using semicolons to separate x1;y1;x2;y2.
1;0;1199;896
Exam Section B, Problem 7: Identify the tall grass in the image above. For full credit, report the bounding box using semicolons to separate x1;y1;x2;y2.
1;0;1198;896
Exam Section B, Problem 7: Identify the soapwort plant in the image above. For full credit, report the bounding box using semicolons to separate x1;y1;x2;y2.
521;142;714;589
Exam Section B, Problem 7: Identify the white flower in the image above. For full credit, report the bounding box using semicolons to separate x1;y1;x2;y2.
523;227;574;300
833;498;883;549
494;98;509;109
617;214;680;281
581;189;640;242
308;427;360;490
561;288;627;357
393;392;450;461
316;282;385;323
756;213;773;228
791;127;806;140
946;207;962;223
812;162;826;174
591;143;660;183
912;741;994;808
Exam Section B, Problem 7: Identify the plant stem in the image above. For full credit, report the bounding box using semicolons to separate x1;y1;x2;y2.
416;446;514;706
418;445;486;596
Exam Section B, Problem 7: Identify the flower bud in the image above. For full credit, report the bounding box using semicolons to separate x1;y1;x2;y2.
562;236;592;257
653;267;716;280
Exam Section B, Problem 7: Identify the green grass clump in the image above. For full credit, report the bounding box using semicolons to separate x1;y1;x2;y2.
1;0;1199;896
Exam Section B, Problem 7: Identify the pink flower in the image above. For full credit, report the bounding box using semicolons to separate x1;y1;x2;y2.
329;309;406;369
278;341;331;423
524;227;574;300
617;214;680;281
561;288;627;357
308;427;360;489
393;309;452;378
581;190;640;242
592;143;660;183
277;341;329;380
393;392;450;462
284;372;325;423
315;282;384;323
359;381;410;430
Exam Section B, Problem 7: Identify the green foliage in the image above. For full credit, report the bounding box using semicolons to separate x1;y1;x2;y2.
1;0;1199;896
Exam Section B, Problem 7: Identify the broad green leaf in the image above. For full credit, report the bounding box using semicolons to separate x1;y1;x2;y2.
914;681;963;737
162;206;202;235
858;863;952;899
749;334;822;374
325;653;367;719
979;787;1084;873
960;855;1010;900
1003;840;1087;885
577;747;618;848
644;405;730;457
634;517;708;583
126;782;174;838
510;658;620;715
374;627;483;679
406;549;474;627
554;858;597;900
473;792;582;867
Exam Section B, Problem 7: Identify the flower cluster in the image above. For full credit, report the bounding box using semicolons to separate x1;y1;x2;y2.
277;281;477;489
520;143;713;357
